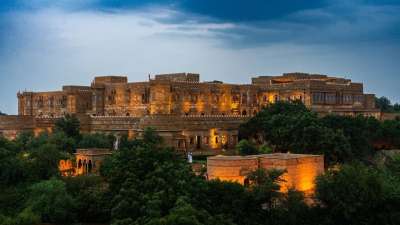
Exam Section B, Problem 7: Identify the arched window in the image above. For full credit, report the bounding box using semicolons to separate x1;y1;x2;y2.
88;160;92;173
242;110;247;116
263;96;267;102
244;178;250;186
83;160;87;174
189;137;195;145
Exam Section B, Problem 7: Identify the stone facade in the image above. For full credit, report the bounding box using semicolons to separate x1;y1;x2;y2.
16;72;379;118
207;153;324;193
381;112;400;121
75;148;112;175
59;148;112;176
1;72;380;154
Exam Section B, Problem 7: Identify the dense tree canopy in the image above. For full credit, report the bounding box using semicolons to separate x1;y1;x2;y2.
376;96;400;113
239;101;400;165
1;109;400;225
54;114;80;139
315;163;400;225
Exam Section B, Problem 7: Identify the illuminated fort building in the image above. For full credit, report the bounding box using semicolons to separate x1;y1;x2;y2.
0;72;380;154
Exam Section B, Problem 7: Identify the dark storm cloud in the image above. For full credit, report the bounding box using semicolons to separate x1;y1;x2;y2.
0;0;399;114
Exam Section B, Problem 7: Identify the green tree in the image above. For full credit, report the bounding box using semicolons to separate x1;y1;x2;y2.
27;143;65;180
102;130;204;224
315;163;400;225
246;169;285;211
235;140;259;155
385;154;400;177
272;189;314;225
0;208;40;225
14;131;35;152
0;137;27;185
143;127;163;146
78;133;115;149
239;101;354;165
148;197;227;225
394;103;400;112
26;178;76;223
64;176;111;223
380;119;400;149
199;180;255;225
321;115;376;159
258;144;273;154
54;114;80;139
376;96;392;112
49;131;77;154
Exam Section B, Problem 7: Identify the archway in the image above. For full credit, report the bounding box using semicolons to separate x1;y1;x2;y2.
88;160;92;173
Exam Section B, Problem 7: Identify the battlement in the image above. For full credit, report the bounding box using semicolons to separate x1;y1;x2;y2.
92;76;128;85
154;73;200;82
62;86;91;92
252;72;352;86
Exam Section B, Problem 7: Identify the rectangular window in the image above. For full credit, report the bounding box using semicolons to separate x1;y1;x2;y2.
204;136;209;145
190;137;194;145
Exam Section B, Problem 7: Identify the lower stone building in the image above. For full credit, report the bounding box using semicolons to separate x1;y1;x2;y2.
0;114;246;155
59;148;112;176
207;153;324;193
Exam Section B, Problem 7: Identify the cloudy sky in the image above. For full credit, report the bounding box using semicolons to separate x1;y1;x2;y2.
0;0;399;114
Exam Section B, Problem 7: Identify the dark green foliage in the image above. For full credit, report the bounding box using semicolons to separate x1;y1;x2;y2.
26;143;65;181
385;154;400;177
0;186;28;218
240;101;400;165
0;111;6;116
26;178;76;223
246;168;284;210
0;145;28;185
54;114;80;139
78;132;115;149
0;208;40;225
235;139;259;155
239;101;354;165
64;176;111;223
376;96;400;113
143;127;163;145
1;105;400;225
198;180;248;224
102;133;202;224
316;163;400;225
118;134;142;150
49;131;77;154
380;119;400;148
272;189;313;225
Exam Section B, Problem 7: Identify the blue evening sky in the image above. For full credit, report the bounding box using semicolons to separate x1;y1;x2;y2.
0;0;399;114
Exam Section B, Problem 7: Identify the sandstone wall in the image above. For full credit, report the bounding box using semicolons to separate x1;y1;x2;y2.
207;154;324;193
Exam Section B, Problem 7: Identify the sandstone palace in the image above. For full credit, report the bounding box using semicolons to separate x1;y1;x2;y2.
0;72;380;154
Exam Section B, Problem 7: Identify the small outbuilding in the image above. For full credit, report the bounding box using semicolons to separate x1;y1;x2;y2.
207;153;324;193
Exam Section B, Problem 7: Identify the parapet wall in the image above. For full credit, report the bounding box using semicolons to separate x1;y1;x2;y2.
154;73;200;82
381;112;400;120
0;115;36;139
207;153;324;193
